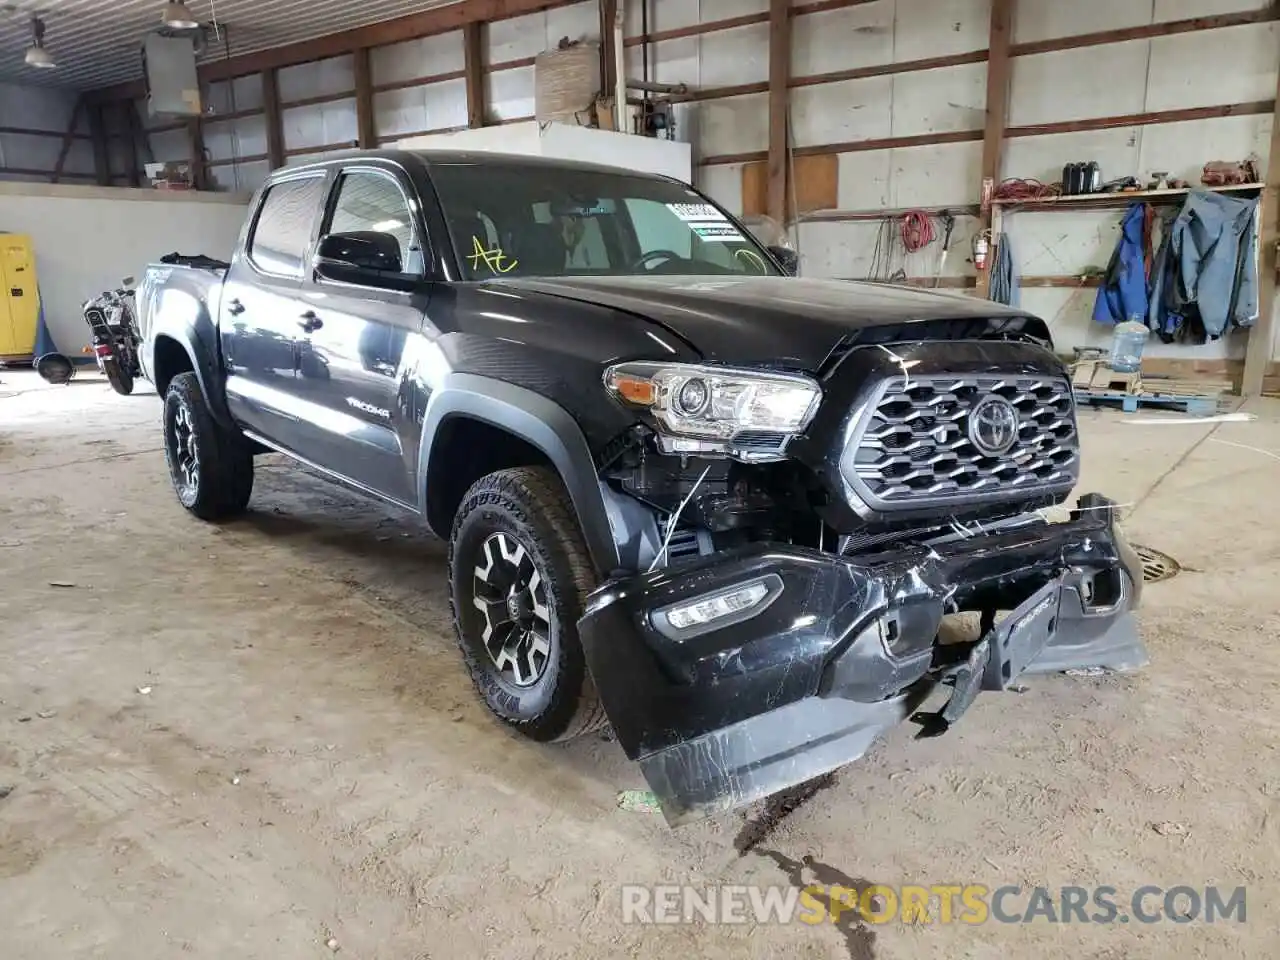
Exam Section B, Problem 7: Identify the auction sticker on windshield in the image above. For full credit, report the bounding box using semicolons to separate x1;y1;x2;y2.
667;203;748;243
691;223;746;242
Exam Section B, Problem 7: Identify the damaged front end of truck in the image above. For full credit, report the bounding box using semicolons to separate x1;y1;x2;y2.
577;335;1147;826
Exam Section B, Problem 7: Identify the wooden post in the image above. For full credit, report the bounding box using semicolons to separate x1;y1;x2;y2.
187;118;208;189
598;0;617;114
262;68;285;169
464;21;486;128
122;101;141;187
766;0;791;225
975;0;1015;300
354;47;377;148
87;103;111;186
1241;64;1280;395
51;96;83;184
132;101;155;165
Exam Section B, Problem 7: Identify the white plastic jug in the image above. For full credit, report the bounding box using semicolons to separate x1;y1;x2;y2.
1108;320;1148;373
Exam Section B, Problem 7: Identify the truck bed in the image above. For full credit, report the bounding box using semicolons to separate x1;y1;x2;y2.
137;256;229;394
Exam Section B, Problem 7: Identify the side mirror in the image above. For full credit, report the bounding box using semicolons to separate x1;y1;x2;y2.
768;245;799;277
314;231;411;288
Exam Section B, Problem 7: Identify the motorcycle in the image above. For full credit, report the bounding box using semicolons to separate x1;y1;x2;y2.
83;277;142;396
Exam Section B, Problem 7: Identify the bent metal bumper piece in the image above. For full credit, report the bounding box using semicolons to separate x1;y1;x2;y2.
578;493;1146;826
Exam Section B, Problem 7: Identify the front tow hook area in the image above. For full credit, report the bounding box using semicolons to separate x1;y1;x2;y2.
911;569;1075;737
912;637;990;738
578;494;1147;826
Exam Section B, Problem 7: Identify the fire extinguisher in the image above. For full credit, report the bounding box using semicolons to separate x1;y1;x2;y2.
972;231;991;271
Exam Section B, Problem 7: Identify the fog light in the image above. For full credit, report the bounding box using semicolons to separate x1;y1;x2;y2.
652;575;783;640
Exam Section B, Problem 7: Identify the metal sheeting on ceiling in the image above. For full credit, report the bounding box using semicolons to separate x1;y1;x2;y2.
0;0;464;90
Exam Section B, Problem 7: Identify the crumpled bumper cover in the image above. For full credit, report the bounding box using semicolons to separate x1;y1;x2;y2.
578;493;1146;826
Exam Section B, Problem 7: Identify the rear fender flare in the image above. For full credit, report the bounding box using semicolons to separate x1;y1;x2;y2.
150;326;234;429
418;373;621;575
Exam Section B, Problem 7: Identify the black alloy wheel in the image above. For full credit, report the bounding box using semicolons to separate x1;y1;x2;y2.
169;392;200;499
162;372;254;520
448;466;608;742
472;531;553;688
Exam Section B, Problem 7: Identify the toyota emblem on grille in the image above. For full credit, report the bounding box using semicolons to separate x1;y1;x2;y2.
968;396;1019;456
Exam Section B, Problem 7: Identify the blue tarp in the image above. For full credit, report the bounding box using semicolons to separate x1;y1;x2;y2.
31;285;92;364
32;285;58;355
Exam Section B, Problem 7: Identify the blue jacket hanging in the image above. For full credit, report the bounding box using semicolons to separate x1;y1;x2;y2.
1092;202;1149;326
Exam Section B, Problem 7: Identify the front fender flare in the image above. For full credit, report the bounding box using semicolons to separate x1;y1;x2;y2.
418;373;621;576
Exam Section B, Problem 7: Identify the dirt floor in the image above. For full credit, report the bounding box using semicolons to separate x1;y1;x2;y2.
1;367;1277;959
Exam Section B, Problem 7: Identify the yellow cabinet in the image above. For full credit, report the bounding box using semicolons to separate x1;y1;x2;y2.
0;234;39;361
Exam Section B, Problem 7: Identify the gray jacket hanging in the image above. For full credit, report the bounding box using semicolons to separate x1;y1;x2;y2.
1149;189;1258;341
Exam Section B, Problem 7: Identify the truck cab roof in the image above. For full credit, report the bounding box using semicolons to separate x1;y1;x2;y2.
269;148;679;184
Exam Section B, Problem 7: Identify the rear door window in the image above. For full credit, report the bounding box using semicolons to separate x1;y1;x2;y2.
248;175;327;276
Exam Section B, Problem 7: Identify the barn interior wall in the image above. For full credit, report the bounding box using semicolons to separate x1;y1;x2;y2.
0;182;248;353
0;83;94;183
8;0;1279;366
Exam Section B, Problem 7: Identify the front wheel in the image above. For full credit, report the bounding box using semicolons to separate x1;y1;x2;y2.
449;466;608;742
163;372;254;521
103;357;134;395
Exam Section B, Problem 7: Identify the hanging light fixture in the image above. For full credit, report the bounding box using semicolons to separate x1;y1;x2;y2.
161;1;200;29
24;16;56;69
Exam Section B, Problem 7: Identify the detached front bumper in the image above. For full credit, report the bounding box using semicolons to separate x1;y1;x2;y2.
578;493;1146;826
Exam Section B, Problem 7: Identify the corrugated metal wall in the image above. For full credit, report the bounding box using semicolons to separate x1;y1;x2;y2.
1008;0;1275;360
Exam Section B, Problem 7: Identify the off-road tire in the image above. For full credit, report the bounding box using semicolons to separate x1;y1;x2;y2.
449;466;608;742
163;372;254;521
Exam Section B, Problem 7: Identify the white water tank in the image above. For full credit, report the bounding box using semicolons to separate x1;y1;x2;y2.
397;122;692;184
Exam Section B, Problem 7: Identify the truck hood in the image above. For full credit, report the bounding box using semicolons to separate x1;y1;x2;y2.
495;275;1039;370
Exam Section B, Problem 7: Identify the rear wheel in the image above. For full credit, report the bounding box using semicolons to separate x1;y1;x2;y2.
103;357;135;395
163;372;254;520
449;466;607;742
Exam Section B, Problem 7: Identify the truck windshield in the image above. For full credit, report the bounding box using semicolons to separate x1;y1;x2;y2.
423;158;781;280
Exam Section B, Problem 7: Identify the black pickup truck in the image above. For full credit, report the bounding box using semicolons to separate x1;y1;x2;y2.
138;149;1146;825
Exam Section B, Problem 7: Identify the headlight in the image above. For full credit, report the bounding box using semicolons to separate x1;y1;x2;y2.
604;362;821;459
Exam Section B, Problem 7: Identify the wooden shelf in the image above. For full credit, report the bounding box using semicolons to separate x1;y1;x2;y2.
991;182;1264;209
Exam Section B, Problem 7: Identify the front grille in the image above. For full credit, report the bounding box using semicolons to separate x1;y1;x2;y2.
846;374;1078;507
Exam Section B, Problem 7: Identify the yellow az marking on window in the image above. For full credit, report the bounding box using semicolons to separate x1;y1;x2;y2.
734;248;768;273
468;235;519;274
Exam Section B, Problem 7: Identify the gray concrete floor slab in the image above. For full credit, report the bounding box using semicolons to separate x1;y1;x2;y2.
1;369;1277;959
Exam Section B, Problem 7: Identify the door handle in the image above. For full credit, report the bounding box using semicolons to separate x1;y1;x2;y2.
226;298;245;316
298;311;323;332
